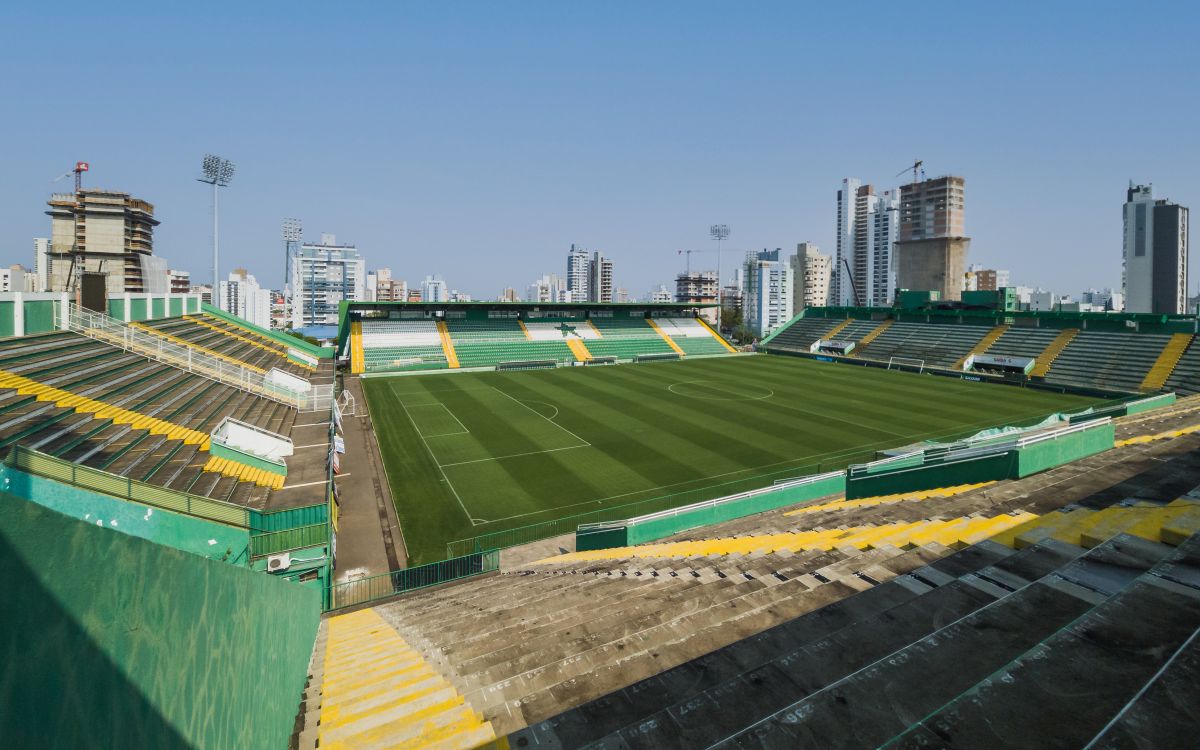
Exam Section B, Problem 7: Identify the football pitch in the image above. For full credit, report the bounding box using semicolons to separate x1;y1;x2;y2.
362;355;1108;563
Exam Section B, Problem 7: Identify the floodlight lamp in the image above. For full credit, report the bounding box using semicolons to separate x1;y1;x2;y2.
710;224;730;241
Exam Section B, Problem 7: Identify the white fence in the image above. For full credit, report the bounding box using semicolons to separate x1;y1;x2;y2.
59;302;333;412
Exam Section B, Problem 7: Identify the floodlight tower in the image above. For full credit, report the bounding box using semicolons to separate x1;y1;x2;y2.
282;218;302;328
710;224;730;329
197;154;235;287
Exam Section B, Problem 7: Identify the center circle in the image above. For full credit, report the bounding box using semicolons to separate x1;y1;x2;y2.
667;380;774;401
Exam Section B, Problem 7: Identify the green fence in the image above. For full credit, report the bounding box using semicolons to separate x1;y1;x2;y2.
250;523;329;558
576;471;845;551
250;502;329;532
328;549;499;611
7;446;251;528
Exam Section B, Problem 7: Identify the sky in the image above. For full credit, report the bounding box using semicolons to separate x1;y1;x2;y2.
1;1;1197;299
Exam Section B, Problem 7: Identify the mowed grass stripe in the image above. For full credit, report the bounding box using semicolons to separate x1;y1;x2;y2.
366;355;1107;563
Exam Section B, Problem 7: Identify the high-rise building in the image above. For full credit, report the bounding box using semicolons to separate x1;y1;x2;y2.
588;252;613;303
894;175;969;301
743;249;794;336
368;269;408;302
420;275;448;303
566;244;590;301
648;284;673;304
498;287;520;302
290;234;366;328
833;180;899;307
45;189;165;294
33;238;50;292
965;265;1010;292
674;270;718;322
1123;183;1189;314
614;288;630;304
219;269;272;328
791;242;832;311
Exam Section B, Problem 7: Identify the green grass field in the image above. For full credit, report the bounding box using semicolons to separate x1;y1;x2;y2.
362;354;1108;563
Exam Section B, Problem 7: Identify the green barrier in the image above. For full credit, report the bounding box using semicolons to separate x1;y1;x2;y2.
0;491;319;749
328;549;499;610
7;445;250;528
250;523;328;558
210;440;287;477
1124;392;1176;415
250;502;328;532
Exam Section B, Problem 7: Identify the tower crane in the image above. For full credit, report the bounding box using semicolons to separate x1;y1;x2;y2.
677;248;715;274
896;159;926;185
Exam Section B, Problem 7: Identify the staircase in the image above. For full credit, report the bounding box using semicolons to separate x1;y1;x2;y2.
851;319;893;354
307;608;498;750
349;321;365;374
1030;328;1078;377
565;338;592;362
823;318;854;340
954;323;1009;370
1141;333;1194;391
646;319;686;356
435;321;461;369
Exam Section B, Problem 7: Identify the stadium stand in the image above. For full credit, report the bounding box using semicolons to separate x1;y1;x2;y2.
1143;333;1194;391
854;321;993;369
758;316;842;351
359;319;449;372
951;323;1008;368
1043;331;1173;392
1166;337;1200;395
983;325;1061;360
144;316;315;375
0;327;327;507
288;408;1200;747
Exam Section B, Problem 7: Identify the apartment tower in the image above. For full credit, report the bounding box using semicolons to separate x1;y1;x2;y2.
1123;183;1189;314
894;175;969;301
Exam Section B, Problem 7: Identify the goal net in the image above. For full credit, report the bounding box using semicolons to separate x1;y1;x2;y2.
887;356;926;373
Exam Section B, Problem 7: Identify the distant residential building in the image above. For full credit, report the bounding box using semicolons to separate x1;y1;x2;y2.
190;284;213;305
1081;288;1124;312
420;274;448;303
1;265;37;293
449;289;472;302
965;265;1010;292
834;179;899;307
270;290;289;330
675;270;718;323
743;249;793;336
527;273;570;304
614;287;630;304
33;238;50;292
588;252;613;303
1123;182;1189;314
290;234;366;327
219;268;272;328
45;188;166;294
168;269;190;295
498;287;520;302
895;175;969;302
566;244;590;301
406;288;422;303
1028;290;1056;311
368;269;407;302
648;284;673;304
791;242;831;311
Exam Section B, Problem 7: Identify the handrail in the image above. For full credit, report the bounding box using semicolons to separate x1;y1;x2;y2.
327;549;499;611
6;445;251;528
60;302;334;412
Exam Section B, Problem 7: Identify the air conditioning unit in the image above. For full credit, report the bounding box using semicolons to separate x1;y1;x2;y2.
267;553;292;572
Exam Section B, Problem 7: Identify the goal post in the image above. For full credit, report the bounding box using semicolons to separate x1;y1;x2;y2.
887;356;926;374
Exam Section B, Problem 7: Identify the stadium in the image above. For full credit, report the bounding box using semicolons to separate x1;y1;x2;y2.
5;291;1200;749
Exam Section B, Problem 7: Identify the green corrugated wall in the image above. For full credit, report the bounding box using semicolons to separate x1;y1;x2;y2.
0;492;320;749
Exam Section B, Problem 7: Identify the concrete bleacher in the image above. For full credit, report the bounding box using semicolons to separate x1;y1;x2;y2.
293;409;1200;747
854;321;993;369
0;330;305;507
759;316;842;352
359;319;448;372
1165;337;1200;395
144;315;316;376
1046;331;1173;392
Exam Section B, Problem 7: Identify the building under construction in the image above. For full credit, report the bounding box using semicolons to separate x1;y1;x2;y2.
45;188;164;294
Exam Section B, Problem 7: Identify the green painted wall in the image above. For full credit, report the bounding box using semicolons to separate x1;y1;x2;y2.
169;297;184;316
846;453;1015;499
211;441;288;477
0;492;319;750
1015;423;1114;477
24;300;58;335
2;465;249;563
0;302;13;338
108;298;125;319
129;298;148;320
151;297;167;319
577;474;845;551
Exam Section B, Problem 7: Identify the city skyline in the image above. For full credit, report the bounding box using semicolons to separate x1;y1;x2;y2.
0;2;1196;299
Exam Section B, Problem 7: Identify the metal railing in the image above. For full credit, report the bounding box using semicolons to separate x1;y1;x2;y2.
328;549;499;610
60;302;301;406
7;445;251;527
250;523;329;558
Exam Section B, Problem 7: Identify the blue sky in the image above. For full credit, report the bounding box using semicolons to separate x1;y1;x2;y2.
1;1;1196;298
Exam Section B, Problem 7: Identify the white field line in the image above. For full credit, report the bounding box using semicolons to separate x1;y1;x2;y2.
397;400;481;525
439;444;588;468
403;402;470;438
489;386;592;448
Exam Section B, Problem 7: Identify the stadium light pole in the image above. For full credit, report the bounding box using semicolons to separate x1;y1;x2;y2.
198;154;235;289
710;224;730;331
282;218;302;328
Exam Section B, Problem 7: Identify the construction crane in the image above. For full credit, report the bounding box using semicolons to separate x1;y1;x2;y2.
896;159;926;185
677;248;714;274
52;162;90;296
